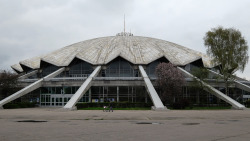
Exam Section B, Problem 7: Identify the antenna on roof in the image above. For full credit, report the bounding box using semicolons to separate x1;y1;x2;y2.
116;14;133;36
124;14;126;33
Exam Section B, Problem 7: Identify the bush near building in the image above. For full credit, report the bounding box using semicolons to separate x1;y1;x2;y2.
3;102;37;109
76;102;152;109
244;100;250;108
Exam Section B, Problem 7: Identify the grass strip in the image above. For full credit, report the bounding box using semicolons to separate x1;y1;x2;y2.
168;106;231;110
78;107;151;110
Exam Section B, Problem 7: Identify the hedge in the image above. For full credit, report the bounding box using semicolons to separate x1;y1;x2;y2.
3;102;37;109
244;100;250;108
76;102;152;109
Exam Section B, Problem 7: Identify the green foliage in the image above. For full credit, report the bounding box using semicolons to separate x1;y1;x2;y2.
172;99;192;109
3;102;37;109
204;26;249;95
191;67;209;93
204;26;248;73
244;100;250;108
168;106;231;110
191;67;209;81
79;107;151;110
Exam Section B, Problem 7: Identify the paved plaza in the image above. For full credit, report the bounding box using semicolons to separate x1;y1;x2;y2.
1;108;250;141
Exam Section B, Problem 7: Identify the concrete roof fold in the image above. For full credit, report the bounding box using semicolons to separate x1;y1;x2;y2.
12;35;214;71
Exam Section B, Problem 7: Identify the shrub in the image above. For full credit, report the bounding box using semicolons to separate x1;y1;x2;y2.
172;99;191;109
244;100;250;108
76;102;153;109
3;102;37;109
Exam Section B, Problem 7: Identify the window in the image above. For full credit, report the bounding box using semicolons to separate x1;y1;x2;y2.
105;58;135;77
69;60;93;77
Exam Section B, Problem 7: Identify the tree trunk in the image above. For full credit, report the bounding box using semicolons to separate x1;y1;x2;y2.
225;80;229;96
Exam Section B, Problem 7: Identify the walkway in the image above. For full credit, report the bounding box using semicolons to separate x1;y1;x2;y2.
1;108;250;141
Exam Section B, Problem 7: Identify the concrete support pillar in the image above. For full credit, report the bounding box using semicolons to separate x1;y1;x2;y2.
117;86;119;102
138;65;167;110
178;67;245;110
208;69;250;93
63;66;101;110
132;87;134;102
0;67;65;108
19;70;38;79
89;88;91;102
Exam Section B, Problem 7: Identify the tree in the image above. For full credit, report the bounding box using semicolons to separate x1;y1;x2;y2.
0;70;19;100
190;67;210;105
155;62;185;105
204;26;249;95
191;67;209;92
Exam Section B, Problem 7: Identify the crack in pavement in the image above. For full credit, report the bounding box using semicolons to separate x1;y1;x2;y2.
211;131;250;141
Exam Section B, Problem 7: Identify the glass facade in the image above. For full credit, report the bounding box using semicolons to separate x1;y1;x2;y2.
40;86;90;106
15;57;249;108
146;60;160;78
39;86;150;106
41;65;59;77
68;59;93;77
104;57;138;77
91;86;149;103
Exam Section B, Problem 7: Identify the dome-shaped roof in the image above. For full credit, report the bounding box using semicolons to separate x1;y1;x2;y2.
11;35;213;72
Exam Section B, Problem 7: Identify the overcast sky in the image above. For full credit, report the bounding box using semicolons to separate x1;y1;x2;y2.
0;0;249;80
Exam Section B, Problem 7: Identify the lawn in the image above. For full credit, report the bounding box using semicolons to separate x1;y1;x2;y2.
78;106;231;110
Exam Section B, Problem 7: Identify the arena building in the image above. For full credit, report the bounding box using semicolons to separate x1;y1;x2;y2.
0;32;250;110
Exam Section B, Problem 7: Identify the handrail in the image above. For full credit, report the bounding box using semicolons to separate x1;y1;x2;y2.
44;77;87;81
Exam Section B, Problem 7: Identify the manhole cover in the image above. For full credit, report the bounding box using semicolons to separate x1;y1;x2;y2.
136;122;162;125
228;120;239;122
182;123;200;125
17;120;47;123
59;121;70;122
215;122;226;124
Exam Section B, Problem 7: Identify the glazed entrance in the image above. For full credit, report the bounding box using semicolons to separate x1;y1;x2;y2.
40;86;151;106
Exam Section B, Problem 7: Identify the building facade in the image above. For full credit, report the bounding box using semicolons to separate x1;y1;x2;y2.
1;32;250;110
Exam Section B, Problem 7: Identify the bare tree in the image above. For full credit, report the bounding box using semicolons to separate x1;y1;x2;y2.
0;70;19;100
155;62;185;105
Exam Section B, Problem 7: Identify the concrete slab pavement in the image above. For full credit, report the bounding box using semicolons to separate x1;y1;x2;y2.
1;108;250;141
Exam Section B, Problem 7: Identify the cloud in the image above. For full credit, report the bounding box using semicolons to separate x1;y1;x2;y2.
0;0;249;79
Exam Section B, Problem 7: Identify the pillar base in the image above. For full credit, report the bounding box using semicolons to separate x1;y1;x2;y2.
62;106;77;111
151;106;169;111
231;106;246;110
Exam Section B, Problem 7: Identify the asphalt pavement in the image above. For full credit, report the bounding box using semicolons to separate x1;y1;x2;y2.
1;108;250;141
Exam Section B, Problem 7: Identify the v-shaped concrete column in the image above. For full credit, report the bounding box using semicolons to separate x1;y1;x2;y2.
63;66;101;110
178;67;245;110
18;70;38;79
0;67;65;108
208;69;250;93
138;65;166;110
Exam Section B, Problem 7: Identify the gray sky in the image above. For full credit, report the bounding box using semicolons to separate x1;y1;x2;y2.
0;0;249;80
